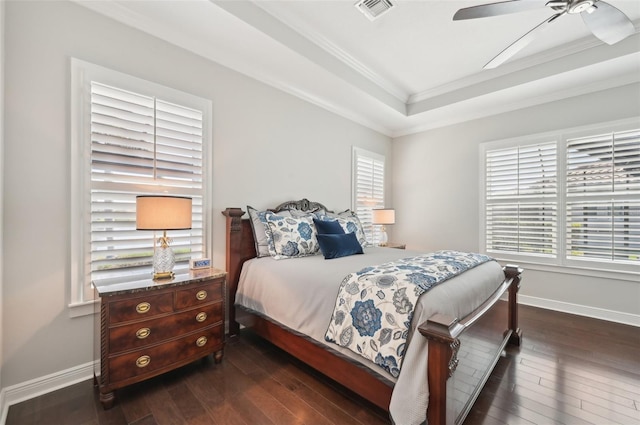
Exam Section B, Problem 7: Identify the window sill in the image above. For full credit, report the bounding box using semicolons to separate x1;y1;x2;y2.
68;299;98;318
492;257;640;283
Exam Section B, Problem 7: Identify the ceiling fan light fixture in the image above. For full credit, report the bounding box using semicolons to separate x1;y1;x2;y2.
569;0;595;14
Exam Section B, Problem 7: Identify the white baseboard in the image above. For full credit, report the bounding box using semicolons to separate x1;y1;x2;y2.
0;361;94;425
519;295;640;327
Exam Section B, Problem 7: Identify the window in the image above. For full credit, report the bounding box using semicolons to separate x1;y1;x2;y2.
566;129;640;264
352;147;385;245
481;121;639;276
485;142;557;257
71;59;212;312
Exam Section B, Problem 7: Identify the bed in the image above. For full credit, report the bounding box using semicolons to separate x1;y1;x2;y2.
222;199;522;425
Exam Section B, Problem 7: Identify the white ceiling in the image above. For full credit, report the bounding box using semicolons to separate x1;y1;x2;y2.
77;0;640;137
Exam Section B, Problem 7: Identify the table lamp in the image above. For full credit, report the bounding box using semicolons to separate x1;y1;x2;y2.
136;195;192;279
372;208;395;247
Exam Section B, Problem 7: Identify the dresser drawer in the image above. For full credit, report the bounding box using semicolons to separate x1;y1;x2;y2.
95;269;227;409
108;324;224;383
108;292;174;324
108;302;223;354
175;279;224;310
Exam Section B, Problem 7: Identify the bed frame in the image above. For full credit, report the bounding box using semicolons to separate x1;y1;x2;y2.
222;199;522;425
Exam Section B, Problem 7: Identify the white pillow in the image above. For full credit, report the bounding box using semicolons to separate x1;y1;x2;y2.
247;206;293;257
265;212;319;259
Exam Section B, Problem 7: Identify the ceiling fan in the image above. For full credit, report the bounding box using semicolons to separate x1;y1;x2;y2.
453;0;636;69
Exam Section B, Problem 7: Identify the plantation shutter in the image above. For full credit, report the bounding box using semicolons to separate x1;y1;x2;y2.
566;130;640;263
485;142;557;256
353;148;385;244
90;82;205;282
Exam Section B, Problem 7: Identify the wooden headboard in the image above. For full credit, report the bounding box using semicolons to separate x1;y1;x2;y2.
221;199;332;335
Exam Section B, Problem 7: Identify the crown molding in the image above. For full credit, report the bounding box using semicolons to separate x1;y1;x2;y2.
254;1;409;103
407;32;640;117
408;18;640;105
213;0;407;114
256;74;396;137
393;68;640;137
408;36;618;105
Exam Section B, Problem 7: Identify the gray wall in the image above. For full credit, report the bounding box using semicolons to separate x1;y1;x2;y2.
392;84;640;320
2;1;390;388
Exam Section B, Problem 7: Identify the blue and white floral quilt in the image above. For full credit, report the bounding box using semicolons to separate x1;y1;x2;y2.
324;250;492;377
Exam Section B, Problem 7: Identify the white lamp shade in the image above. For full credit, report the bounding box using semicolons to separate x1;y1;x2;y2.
372;208;395;225
136;196;192;230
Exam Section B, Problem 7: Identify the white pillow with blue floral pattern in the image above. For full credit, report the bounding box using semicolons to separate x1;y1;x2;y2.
265;212;320;259
247;206;298;258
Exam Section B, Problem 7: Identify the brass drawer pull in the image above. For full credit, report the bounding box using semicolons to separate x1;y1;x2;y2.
195;312;207;323
136;355;151;368
136;302;151;314
196;336;208;347
196;290;207;301
136;328;151;339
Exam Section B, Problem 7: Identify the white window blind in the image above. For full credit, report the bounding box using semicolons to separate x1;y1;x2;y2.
566;129;640;264
89;82;205;282
485;142;557;256
353;148;385;244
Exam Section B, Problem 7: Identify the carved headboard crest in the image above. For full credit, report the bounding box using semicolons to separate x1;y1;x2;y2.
272;198;332;213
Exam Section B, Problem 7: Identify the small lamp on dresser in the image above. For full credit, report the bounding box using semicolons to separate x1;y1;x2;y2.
372;208;395;247
136;195;192;279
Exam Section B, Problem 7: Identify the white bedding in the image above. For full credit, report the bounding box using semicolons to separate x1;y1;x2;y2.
235;246;505;425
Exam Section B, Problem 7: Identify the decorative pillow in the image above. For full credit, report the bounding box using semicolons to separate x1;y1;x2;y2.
313;218;345;235
317;232;363;259
318;213;369;247
265;212;319;259
247;206;269;257
247;206;294;258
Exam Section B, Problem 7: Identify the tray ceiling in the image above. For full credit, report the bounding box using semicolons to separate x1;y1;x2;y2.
76;0;640;136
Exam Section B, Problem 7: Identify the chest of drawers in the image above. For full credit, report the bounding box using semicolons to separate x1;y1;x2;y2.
94;268;226;409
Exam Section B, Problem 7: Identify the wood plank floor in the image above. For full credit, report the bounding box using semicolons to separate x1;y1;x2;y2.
6;305;640;425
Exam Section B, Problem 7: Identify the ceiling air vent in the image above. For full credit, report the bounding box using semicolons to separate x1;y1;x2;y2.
355;0;395;21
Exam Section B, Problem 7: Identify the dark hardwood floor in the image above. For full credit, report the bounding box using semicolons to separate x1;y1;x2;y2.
6;305;640;425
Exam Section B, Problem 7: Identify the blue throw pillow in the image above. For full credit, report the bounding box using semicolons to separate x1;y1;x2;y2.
317;232;363;259
313;218;345;234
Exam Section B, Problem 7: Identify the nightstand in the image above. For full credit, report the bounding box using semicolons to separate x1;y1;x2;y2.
383;242;406;249
93;268;226;409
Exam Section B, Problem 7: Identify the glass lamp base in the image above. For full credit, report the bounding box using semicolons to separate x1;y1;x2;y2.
379;227;388;247
153;245;175;280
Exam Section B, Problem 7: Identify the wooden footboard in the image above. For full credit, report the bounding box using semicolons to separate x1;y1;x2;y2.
223;204;522;425
419;265;522;425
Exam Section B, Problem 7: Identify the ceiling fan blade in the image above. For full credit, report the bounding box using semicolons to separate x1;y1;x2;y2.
485;12;564;68
453;0;547;20
581;1;636;45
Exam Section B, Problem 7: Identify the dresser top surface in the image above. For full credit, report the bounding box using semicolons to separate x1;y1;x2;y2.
94;268;226;297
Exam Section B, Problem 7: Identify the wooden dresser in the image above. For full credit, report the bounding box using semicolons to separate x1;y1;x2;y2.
93;268;226;409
